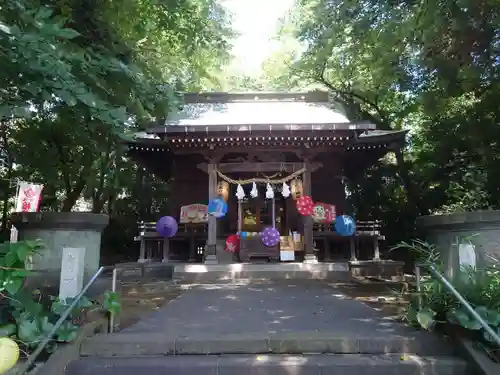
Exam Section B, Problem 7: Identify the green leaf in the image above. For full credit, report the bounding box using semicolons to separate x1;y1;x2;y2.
103;291;121;315
40;316;55;334
0;324;17;337
56;28;80;40
3;277;23;295
17;318;41;344
475;306;500;326
482;327;500;344
448;307;482;330
55;321;79;342
417;307;436;331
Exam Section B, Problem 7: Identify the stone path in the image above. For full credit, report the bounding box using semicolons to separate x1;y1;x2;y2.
75;280;467;375
123;280;416;337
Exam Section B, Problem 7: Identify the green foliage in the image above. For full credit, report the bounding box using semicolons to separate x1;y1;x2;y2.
265;0;500;248
400;239;500;348
103;291;121;316
0;0;232;221
0;240;118;356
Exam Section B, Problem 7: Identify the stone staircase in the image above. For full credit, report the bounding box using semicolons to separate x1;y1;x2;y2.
172;262;353;284
65;279;470;375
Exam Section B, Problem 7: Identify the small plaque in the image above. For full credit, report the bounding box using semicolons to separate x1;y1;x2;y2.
459;243;476;269
59;247;85;301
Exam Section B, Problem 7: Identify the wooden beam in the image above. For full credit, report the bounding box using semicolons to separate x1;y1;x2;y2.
197;162;323;174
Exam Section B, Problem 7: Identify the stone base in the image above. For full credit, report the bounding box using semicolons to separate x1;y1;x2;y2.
173;262;350;283
349;260;405;281
204;254;219;265
303;254;318;264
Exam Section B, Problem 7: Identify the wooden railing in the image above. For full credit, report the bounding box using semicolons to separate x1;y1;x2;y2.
313;220;382;237
135;220;208;240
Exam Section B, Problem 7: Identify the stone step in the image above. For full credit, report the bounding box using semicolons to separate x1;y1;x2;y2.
80;331;457;357
66;354;468;375
173;270;352;283
172;263;352;283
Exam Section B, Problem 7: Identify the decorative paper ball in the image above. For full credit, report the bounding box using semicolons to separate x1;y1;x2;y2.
240;231;248;239
225;234;240;253
155;216;178;238
296;196;314;216
0;337;19;374
261;227;280;247
208;197;228;218
334;215;356;236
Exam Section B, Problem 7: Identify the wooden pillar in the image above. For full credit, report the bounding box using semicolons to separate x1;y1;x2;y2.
188;236;197;262
205;162;218;264
302;159;317;263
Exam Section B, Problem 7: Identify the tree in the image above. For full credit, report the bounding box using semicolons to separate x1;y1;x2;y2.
266;0;500;244
0;0;232;223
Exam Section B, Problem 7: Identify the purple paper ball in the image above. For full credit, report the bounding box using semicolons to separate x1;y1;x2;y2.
261;227;280;247
156;216;178;238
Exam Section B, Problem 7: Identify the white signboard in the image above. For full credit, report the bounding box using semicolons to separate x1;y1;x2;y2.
59;247;85;301
280;251;295;261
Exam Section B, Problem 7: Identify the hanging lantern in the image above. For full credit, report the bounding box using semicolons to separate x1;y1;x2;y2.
217;180;229;202
291;179;303;200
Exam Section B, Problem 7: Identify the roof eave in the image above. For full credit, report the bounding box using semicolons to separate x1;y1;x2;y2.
146;121;377;135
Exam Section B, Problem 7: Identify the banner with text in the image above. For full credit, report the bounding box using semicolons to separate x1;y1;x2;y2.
15;181;44;212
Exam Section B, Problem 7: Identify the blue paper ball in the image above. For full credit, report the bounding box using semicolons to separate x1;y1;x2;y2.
334;215;356;236
240;231;248;239
208;197;228;218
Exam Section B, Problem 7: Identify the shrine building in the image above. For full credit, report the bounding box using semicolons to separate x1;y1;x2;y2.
121;91;406;265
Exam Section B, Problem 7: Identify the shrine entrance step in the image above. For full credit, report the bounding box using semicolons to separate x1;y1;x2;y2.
68;280;468;375
172;262;352;283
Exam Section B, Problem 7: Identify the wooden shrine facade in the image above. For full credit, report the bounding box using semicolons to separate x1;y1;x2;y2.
123;91;406;264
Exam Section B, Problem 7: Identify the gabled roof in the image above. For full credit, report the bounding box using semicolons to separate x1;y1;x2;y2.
147;91;376;134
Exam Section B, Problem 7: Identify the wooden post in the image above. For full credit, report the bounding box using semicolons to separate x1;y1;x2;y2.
188;237;197;262
205;162;218;264
238;200;243;233
302;160;317;263
271;197;276;229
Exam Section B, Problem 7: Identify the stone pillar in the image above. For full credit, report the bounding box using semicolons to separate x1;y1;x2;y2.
373;237;380;260
302;160;318;264
138;238;146;263
205;162;218;264
349;237;357;261
162;238;170;263
11;212;109;286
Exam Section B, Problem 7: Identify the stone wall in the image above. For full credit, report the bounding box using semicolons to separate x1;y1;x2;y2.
11;212;109;286
417;210;500;277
